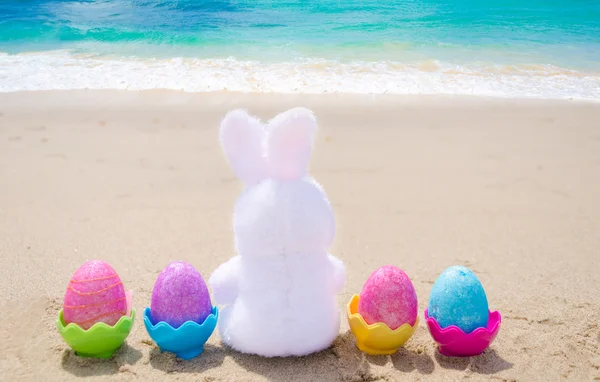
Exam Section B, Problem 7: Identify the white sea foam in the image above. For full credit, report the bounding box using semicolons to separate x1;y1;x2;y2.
0;51;599;100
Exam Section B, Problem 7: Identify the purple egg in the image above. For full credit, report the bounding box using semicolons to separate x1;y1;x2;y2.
151;261;212;328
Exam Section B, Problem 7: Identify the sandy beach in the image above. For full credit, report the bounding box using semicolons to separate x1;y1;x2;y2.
0;91;599;381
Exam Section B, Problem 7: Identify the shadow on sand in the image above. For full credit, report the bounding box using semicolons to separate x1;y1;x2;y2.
61;343;142;377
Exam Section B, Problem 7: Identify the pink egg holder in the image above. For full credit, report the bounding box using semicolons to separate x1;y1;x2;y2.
424;309;501;357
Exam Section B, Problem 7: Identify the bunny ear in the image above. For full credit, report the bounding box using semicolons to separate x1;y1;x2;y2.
265;107;317;181
219;109;268;185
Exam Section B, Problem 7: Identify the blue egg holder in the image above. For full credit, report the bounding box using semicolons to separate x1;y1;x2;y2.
143;306;219;360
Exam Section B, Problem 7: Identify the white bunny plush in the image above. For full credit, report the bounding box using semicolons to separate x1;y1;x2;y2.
209;107;346;357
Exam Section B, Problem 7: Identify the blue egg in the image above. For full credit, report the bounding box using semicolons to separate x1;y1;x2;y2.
428;266;489;334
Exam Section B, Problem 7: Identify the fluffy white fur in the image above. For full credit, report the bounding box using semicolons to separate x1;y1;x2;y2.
209;107;346;357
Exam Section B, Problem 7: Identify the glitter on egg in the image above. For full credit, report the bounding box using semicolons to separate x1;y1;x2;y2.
63;260;128;330
151;261;212;329
428;265;489;334
358;265;418;330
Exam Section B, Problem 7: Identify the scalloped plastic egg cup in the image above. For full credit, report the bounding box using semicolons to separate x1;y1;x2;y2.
346;294;419;356
424;309;501;357
56;308;136;359
143;306;219;360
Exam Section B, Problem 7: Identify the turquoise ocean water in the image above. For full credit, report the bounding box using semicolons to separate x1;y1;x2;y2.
1;0;599;98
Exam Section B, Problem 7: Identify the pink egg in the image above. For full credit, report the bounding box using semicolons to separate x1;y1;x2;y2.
63;260;128;330
151;261;212;328
358;265;418;329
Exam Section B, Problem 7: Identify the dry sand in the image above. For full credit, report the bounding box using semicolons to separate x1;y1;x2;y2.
0;91;599;381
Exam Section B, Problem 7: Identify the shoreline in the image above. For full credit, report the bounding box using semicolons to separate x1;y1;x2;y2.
2;89;600;108
1;91;599;380
1;51;599;100
2;88;598;104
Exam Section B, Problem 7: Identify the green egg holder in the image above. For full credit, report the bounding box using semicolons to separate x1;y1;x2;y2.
56;309;136;359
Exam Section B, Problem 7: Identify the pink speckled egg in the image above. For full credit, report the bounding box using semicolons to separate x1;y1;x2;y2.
63;260;129;330
151;261;212;329
358;265;418;330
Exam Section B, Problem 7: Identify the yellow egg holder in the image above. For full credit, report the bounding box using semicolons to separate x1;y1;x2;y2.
346;294;419;355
